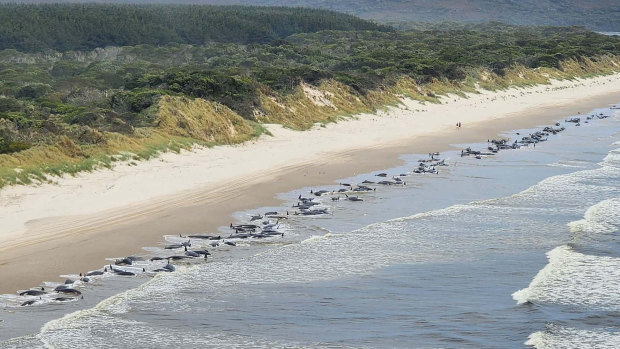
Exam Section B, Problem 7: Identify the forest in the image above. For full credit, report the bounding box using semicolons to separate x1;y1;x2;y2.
0;4;619;186
4;0;618;32
0;4;389;51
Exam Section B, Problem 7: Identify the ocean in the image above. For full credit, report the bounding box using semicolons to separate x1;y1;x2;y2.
1;102;619;348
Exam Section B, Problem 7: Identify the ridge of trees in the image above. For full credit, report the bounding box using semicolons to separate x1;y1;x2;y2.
0;3;390;52
2;0;617;31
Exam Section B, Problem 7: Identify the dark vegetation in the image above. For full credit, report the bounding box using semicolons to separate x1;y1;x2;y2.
0;4;389;52
251;0;620;32
0;4;619;158
5;0;619;32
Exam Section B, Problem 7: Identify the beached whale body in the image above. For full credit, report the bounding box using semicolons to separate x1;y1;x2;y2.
299;208;329;216
109;265;145;276
184;246;201;257
187;234;220;240
191;249;210;256
57;288;82;296
115;271;136;276
345;194;363;202
165;240;192;249
54;297;75;302
112;267;145;276
230;224;259;230
115;257;133;266
20;300;37;306
19;289;46;296
167;255;189;261
227;233;252;239
165;244;183;249
154;263;176;273
313;190;329;196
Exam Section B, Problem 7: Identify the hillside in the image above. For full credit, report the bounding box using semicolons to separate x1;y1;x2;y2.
0;4;389;51
262;0;620;31
3;0;619;31
0;4;619;187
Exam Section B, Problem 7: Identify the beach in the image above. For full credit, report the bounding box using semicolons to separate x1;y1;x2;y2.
1;73;620;295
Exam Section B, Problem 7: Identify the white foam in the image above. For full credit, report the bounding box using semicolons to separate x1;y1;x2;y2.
388;203;473;222
547;161;588;169
513;245;620;310
568;197;620;235
526;324;620;349
0;335;46;349
515;195;620;307
601;148;620;168
301;233;332;244
39;313;357;349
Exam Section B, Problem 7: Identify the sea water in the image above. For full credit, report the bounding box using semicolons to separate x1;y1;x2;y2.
0;103;618;348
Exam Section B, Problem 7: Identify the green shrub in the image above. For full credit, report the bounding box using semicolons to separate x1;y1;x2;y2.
0;97;20;112
0;138;31;154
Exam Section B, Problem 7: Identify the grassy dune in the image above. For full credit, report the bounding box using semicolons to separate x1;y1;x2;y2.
0;96;266;187
1;55;618;188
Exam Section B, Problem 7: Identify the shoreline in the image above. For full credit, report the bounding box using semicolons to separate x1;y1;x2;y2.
1;73;619;294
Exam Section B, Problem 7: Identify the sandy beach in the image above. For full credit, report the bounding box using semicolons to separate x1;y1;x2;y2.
1;73;619;294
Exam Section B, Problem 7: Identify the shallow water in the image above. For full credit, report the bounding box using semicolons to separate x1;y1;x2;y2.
1;104;619;348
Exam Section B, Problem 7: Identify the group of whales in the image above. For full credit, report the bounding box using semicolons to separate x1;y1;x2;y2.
284;152;450;217
12;159;434;306
460;111;612;159
12;224;264;306
12;109;614;307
